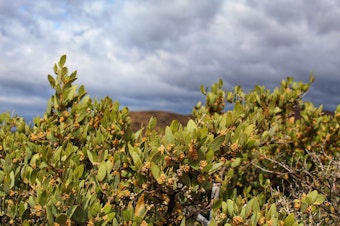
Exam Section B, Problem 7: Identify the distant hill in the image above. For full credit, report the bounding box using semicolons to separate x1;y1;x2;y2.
129;111;191;132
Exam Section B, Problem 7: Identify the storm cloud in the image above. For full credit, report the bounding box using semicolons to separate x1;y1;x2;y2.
1;0;339;121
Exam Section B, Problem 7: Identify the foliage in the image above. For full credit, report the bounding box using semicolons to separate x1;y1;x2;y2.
0;55;339;225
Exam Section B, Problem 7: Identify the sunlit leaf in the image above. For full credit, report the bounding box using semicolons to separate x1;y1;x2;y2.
97;161;107;182
59;55;67;67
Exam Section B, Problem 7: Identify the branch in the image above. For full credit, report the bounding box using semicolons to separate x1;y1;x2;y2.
196;167;226;225
197;214;210;226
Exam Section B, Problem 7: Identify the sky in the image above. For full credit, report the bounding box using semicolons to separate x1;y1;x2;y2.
1;0;340;121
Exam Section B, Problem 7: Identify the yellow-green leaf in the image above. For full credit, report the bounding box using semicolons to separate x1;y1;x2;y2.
231;158;241;168
97;162;107;182
209;135;225;152
128;144;142;169
59;55;67;67
284;213;296;226
150;162;161;180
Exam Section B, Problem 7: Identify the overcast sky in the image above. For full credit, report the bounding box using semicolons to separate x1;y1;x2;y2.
1;0;340;121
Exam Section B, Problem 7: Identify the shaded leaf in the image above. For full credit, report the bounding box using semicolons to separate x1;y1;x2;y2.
209;135;225;152
70;206;87;223
55;214;68;224
150;162;161;180
284;213;296;226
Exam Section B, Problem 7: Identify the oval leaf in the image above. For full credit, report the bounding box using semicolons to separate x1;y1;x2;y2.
97;162;107;182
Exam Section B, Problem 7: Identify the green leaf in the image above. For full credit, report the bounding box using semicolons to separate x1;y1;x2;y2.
238;133;248;146
222;201;227;213
226;168;234;179
227;199;234;217
209;135;225;152
128;144;142;169
212;199;222;210
300;201;308;212
231;158;241;168
70;206;87;223
309;73;315;84
250;211;260;225
164;126;175;144
72;164;84;180
206;148;214;162
266;204;277;220
59;55;67;67
180;173;191;186
60;67;68;76
55;214;68;224
78;85;86;99
63;77;78;89
46;97;53;115
103;212;116;223
97;161;107;182
122;203;134;222
180;216;186;226
187;119;197;132
284;213;296;226
102;203;112;214
39;190;48;206
9;170;15;189
48;74;56;88
148;116;157;129
53;63;58;74
268;125;277;137
252;198;260;213
274;107;281;113
314;194;326;205
244;199;253;218
150;162;161;180
234;102;243;115
209;162;223;174
306;190;318;204
225;111;233;127
66;85;77;101
244;124;254;136
200;85;206;95
87;149;97;165
46;205;54;225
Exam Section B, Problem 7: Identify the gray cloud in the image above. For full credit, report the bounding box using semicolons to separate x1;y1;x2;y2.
1;0;340;122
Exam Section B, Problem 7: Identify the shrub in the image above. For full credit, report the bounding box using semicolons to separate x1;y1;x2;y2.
0;55;339;225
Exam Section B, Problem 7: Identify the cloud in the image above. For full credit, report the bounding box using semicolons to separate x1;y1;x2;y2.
1;0;340;122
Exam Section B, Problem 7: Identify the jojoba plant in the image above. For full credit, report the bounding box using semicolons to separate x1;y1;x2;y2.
0;55;338;225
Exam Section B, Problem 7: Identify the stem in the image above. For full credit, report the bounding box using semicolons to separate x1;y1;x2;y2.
196;167;226;225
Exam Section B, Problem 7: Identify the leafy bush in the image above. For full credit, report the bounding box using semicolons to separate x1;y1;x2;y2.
0;55;339;225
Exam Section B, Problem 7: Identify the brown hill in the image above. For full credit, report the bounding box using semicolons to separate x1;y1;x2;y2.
129;111;191;132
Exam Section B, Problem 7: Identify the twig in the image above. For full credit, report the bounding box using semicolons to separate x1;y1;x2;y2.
196;167;226;225
197;213;209;226
251;162;286;175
